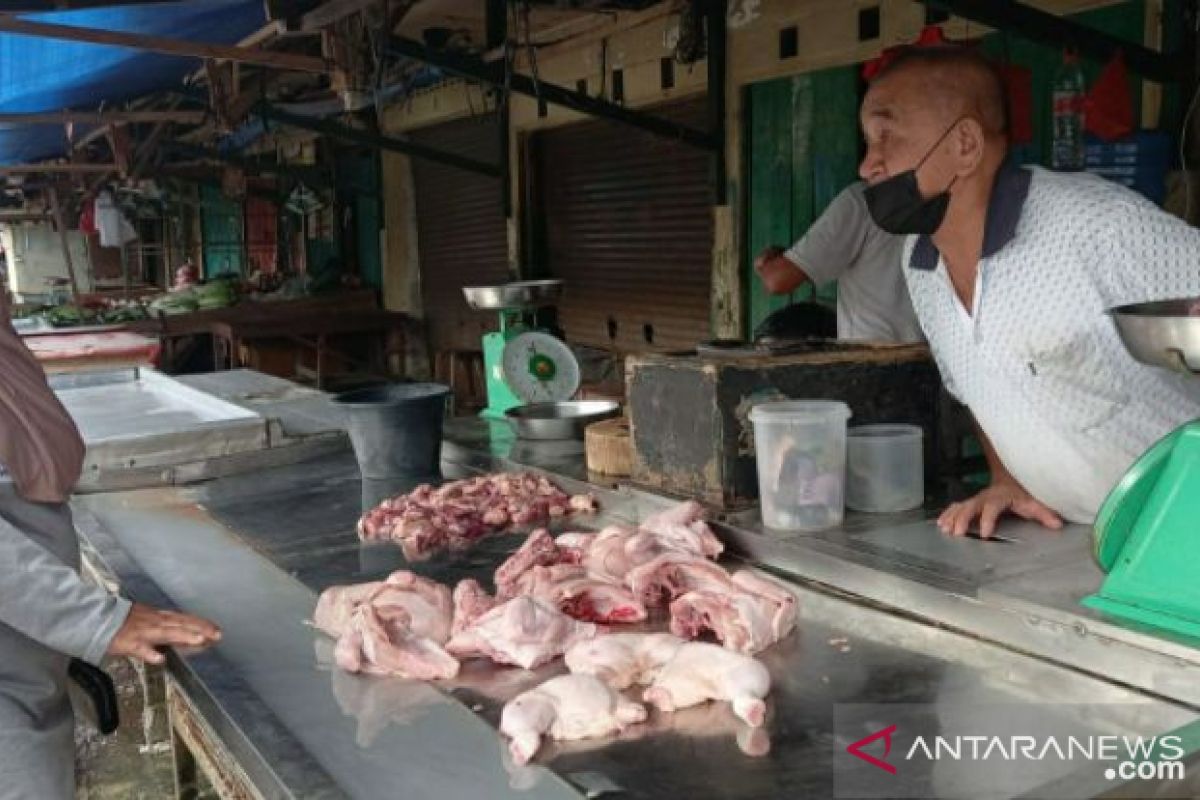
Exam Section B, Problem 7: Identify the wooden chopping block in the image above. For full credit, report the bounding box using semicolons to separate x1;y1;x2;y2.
585;416;632;477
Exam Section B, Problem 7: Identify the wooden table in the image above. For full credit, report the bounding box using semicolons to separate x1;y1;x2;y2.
209;309;411;389
126;290;382;373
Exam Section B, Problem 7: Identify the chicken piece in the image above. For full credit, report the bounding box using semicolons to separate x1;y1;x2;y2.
500;674;647;765
397;519;447;562
640;501;724;560
515;566;647;624
642;642;770;727
495;529;560;592
625;553;735;607
731;570;798;642
314;580;384;637
451;579;499;637
569;494;599;513
505;564;590;598
564;633;685;689
581;525;643;583
446;596;599;670
554;532;596;564
367;571;454;644
668;577;797;655
334;605;460;680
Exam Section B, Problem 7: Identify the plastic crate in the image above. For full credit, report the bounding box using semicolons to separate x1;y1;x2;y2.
1084;130;1171;205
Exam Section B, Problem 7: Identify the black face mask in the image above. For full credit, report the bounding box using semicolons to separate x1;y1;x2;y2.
863;119;961;236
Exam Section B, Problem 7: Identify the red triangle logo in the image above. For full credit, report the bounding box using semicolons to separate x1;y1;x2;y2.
847;724;898;775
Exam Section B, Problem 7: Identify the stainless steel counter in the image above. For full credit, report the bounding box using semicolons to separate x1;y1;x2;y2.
74;418;1200;800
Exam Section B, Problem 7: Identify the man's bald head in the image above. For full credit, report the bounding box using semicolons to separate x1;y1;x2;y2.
871;45;1009;137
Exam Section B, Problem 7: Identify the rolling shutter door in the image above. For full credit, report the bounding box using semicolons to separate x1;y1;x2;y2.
411;116;508;352
532;98;713;352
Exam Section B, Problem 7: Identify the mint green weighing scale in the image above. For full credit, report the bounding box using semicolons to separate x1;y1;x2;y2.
1084;298;1200;639
462;280;581;420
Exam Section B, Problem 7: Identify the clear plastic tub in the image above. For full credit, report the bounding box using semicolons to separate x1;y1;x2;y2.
749;400;852;531
846;424;924;512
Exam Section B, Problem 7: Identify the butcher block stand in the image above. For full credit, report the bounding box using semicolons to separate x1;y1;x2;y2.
71;414;1200;800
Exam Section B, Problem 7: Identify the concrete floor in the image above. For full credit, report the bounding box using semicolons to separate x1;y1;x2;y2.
74;657;215;800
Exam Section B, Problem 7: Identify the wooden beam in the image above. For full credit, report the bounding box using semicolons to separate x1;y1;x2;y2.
300;0;379;31
0;109;207;126
0;163;118;174
0;15;332;74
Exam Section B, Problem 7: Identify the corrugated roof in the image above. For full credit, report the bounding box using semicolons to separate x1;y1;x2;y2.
0;0;267;164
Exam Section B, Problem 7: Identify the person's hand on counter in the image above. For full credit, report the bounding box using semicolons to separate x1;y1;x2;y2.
937;478;1064;539
107;603;222;665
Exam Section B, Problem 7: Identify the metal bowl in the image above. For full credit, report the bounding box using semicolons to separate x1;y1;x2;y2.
463;280;564;311
505;401;621;440
1109;297;1200;376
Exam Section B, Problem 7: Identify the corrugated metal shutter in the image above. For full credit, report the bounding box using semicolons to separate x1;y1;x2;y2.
532;98;713;352
411;116;507;352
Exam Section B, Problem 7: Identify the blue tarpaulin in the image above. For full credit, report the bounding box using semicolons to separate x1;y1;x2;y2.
0;0;267;164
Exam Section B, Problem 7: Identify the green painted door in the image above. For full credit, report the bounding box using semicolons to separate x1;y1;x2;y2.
744;66;860;337
336;151;383;289
200;185;244;278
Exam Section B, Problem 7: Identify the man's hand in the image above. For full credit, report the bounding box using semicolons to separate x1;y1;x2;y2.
937;479;1064;539
107;603;222;666
754;246;807;295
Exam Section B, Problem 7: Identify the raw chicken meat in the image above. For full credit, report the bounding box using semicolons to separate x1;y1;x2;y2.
451;578;499;637
564;633;685;689
505;564;590;597
446;596;599;670
581;503;724;584
515;566;647;624
314;580;384;637
639;501;724;559
669;570;798;655
334;605;460;680
500;673;647;765
731;570;798;641
494;528;562;592
315;571;458;679
625;552;735;607
581;525;644;583
357;473;598;561
314;571;453;643
553;532;596;563
367;571;455;644
642;641;771;727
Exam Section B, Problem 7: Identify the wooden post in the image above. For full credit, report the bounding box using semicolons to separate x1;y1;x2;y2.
47;187;83;304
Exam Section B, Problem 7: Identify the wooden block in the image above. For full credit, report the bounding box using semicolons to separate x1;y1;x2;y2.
586;416;633;477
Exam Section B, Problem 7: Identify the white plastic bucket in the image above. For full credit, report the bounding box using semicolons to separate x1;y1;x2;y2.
846;424;924;512
749;400;852;531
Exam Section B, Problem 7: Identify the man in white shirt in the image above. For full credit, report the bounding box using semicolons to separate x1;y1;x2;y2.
754;181;925;343
857;45;1200;536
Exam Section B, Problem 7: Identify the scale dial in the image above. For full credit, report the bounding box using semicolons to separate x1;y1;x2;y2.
501;331;581;403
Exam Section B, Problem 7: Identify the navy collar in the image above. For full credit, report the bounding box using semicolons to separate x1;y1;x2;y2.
909;160;1033;271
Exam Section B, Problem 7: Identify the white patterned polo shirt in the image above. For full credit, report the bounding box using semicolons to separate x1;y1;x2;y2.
904;164;1200;523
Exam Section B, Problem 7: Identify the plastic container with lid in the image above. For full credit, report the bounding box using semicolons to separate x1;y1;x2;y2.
845;424;924;513
749;400;851;531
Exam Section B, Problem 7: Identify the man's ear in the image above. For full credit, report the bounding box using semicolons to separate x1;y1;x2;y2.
954;118;987;175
